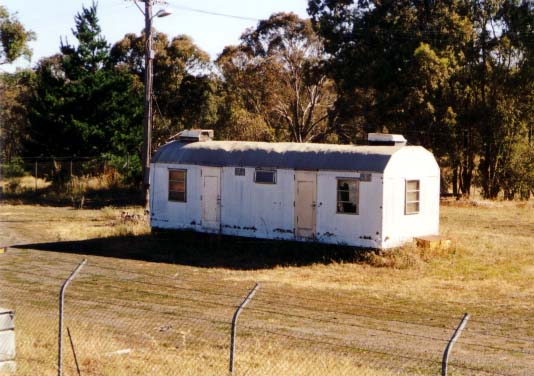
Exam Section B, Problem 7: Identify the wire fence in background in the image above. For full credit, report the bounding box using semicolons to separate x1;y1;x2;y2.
0;156;142;208
0;155;138;192
0;248;533;376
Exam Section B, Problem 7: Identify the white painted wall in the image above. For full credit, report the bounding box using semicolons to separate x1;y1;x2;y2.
220;167;295;240
150;163;202;230
381;147;440;248
315;171;383;248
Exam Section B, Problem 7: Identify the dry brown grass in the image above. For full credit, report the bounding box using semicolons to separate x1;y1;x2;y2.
0;201;533;375
0;176;51;193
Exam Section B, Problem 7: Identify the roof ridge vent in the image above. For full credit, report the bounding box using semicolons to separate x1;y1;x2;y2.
176;129;214;143
368;133;407;146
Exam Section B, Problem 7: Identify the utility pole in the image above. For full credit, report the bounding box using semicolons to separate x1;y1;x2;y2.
142;0;154;209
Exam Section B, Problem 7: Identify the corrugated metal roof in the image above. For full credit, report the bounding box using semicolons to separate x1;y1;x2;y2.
151;140;405;172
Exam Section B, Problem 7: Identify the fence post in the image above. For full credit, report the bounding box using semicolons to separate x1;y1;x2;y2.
442;313;469;376
34;160;38;191
229;283;260;374
58;259;87;376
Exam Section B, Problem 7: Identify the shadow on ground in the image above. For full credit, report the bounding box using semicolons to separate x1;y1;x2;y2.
14;230;372;270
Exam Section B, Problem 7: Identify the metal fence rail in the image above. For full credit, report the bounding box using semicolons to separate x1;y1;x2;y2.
0;248;532;376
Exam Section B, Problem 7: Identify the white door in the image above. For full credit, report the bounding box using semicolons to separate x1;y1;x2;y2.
201;167;221;231
295;171;317;239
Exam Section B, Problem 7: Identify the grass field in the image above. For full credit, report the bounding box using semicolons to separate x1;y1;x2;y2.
0;200;533;375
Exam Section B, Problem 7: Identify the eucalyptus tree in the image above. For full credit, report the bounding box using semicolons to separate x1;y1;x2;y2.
308;0;533;198
111;32;216;146
0;5;35;65
217;12;336;143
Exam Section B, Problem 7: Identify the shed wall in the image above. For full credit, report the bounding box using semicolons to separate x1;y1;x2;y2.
381;148;440;248
220;167;295;240
150;163;202;230
316;171;383;247
150;163;385;247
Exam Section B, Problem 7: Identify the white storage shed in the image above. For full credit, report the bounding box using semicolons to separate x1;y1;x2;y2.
149;131;440;248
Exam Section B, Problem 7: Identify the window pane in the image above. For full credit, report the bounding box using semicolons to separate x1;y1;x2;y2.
405;180;420;214
406;191;419;202
337;202;357;213
338;190;349;202
338;179;358;191
169;170;185;181
348;189;358;203
255;170;276;184
407;180;419;191
406;202;419;214
169;170;186;202
169;191;185;202
337;179;358;214
169;181;185;193
337;180;350;191
235;167;245;176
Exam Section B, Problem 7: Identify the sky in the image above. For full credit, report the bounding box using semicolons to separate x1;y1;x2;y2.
1;0;309;72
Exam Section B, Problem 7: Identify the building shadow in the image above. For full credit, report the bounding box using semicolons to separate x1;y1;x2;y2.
14;230;372;270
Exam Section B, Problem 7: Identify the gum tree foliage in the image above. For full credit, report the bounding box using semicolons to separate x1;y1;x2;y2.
27;2;143;166
0;5;35;65
216;12;336;143
0;6;35;164
308;0;534;198
0;70;35;163
111;32;217;147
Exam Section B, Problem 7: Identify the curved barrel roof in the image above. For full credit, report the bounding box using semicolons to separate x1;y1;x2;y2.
151;140;406;173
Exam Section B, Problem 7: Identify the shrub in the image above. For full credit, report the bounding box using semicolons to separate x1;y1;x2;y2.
0;157;26;178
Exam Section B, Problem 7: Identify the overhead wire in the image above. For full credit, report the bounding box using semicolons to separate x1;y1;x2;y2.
165;1;260;22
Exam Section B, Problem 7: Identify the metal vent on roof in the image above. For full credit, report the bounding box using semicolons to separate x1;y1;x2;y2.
368;133;407;146
177;129;214;142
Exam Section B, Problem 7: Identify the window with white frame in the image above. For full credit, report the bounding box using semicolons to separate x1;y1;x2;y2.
168;169;186;202
405;180;420;214
254;169;276;184
337;178;359;214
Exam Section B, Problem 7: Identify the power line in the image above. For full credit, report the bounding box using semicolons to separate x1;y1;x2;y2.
166;2;259;22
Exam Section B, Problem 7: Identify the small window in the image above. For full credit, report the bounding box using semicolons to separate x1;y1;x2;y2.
254;169;276;184
169;169;186;202
405;180;420;214
337;179;359;214
235;167;245;176
360;173;372;182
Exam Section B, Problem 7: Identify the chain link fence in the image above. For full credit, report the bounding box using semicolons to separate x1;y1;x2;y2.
1;247;533;376
0;155;139;191
0;156;141;207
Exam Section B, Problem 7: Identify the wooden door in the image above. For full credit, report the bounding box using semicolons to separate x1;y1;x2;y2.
295;171;317;239
201;167;221;231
